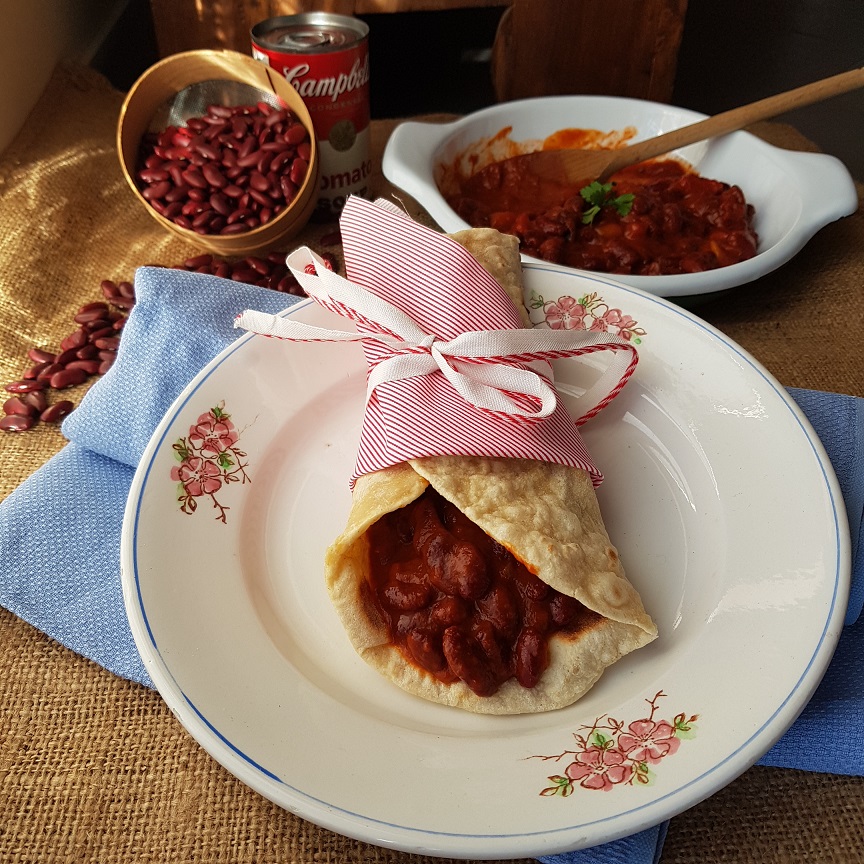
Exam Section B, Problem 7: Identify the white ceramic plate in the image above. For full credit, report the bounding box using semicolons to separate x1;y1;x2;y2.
382;96;858;298
121;264;850;859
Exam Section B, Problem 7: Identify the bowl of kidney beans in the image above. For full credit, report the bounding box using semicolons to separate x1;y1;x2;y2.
117;50;320;256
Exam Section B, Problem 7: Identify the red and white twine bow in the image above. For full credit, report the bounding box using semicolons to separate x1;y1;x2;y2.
235;196;638;486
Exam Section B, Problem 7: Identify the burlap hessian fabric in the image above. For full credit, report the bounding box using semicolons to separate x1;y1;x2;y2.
1;63;863;864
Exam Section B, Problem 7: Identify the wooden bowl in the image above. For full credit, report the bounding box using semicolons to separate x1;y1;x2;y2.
117;49;319;257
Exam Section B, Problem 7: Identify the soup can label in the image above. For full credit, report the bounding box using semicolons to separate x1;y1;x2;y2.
252;13;371;221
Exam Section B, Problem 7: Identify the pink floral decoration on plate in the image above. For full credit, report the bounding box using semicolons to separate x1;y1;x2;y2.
534;691;698;794
527;289;647;344
171;402;250;523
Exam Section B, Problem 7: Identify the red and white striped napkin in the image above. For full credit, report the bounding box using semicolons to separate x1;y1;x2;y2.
236;195;637;487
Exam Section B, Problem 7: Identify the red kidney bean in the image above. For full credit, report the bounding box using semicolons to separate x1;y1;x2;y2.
210;192;231;216
181;167;208;189
76;344;99;360
220;222;250;235
100;280;120;303
477;583;519;639
54;348;80;367
183;254;212;269
523;597;551;632
28;347;56;364
5;379;47;394
39;401;75;424
0;414;35;432
24;361;50;380
442;626;498;697
162;202;183;221
289;157;308;186
4;396;38;418
245;256;269;275
285;123;308;145
236;148;261;169
60;329;88;351
429;596;469;628
249;171;270;191
74;302;110;324
549;593;582;628
64;359;101;375
201;162;227;188
280;176;298;202
260;140;290;153
406;628;447;674
138;167;170;184
192;210;214;230
87;326;115;342
195;141;221;162
50;368;87;389
268;150;294;174
21;390;48;413
167;164;186;186
513;627;549;689
83;319;113;334
36;363;63;383
142;181;171;201
93;336;121;351
164;184;190;203
265;109;287;127
257;150;275;174
249;188;275;209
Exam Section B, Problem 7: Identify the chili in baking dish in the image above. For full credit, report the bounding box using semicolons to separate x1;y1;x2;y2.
445;157;759;276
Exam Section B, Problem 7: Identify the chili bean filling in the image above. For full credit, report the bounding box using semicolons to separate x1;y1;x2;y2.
365;487;602;697
445;158;758;276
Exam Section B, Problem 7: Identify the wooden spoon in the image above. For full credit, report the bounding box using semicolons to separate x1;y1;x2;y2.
514;66;864;185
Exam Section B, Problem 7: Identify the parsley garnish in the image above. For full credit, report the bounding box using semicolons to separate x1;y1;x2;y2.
580;181;635;224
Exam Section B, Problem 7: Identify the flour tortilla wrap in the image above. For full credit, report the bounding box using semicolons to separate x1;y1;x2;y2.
324;229;657;714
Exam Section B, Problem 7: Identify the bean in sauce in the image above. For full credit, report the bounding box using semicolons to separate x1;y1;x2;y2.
366;487;602;697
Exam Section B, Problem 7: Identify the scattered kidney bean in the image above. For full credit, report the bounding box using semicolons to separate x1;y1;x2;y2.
40;401;74;424
3;396;38;418
3;244;342;432
24;361;51;380
5;380;47;394
0;414;35;432
21;391;48;414
50;367;87;389
135;102;312;236
28;347;55;364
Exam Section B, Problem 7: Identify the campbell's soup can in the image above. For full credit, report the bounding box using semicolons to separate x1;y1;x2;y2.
252;13;371;221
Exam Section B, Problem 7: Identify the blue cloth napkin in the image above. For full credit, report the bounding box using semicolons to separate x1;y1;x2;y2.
1;266;863;864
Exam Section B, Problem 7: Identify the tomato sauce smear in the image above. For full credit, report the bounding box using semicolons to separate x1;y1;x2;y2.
364;486;602;697
445;155;759;276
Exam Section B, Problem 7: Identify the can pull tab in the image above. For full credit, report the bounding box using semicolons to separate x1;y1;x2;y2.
279;29;333;49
